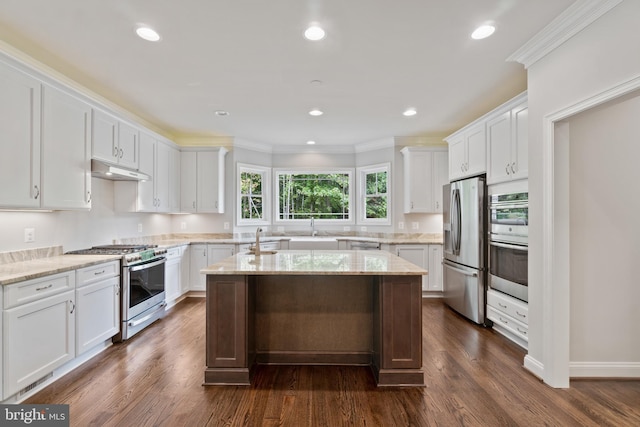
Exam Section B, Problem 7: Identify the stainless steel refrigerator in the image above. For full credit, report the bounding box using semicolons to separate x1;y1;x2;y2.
442;175;487;324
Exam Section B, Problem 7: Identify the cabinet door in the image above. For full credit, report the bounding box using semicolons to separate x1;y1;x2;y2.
511;104;528;181
180;246;191;295
396;245;429;292
465;124;486;177
155;142;170;212
207;245;235;264
76;277;119;355
165;256;181;302
197;151;220;212
41;86;91;210
432;151;448;213
189;244;209;291
4;290;75;396
180;151;197;212
486;111;512;185
0;63;41;208
91;109;118;164
137;131;156;211
428;245;443;291
448;135;466;181
117;121;139;169
168;146;181;212
403;149;433;213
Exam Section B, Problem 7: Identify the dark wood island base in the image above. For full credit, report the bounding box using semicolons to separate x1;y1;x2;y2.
204;271;425;387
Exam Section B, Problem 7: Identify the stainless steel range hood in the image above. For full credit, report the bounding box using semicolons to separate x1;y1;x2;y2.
91;159;151;181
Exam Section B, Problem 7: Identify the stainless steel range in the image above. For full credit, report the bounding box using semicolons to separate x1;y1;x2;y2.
67;244;167;341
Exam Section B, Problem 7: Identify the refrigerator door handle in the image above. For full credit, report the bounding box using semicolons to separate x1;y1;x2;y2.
452;188;461;255
443;260;478;277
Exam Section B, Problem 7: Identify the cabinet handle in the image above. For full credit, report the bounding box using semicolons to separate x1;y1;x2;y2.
498;302;507;309
113;147;119;157
94;269;106;276
511;162;516;174
193;201;196;209
505;164;510;175
460;164;464;172
120;148;124;159
87;191;92;203
36;283;53;291
516;327;527;335
411;202;414;209
34;185;40;200
516;310;526;318
157;198;161;207
69;301;76;314
499;317;508;324
115;284;120;296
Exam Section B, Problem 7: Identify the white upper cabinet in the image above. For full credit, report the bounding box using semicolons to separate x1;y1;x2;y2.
92;108;139;170
0;61;41;209
168;146;181;212
41;85;92;210
401;147;448;213
447;122;486;181
180;148;227;213
486;95;528;185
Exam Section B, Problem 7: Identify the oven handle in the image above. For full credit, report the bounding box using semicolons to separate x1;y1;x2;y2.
489;241;528;252
127;257;166;272
128;301;167;327
490;202;529;209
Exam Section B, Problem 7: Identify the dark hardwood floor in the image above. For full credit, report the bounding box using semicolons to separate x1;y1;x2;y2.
27;298;640;426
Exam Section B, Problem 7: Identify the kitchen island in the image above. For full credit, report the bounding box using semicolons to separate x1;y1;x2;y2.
201;250;426;387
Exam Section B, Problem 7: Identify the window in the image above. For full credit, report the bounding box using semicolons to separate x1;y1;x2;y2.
358;163;390;224
275;170;353;222
237;163;270;225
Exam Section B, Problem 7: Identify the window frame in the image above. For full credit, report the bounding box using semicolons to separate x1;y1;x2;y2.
236;163;271;226
274;168;355;224
357;163;391;225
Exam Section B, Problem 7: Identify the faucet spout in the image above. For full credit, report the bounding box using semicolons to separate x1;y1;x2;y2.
255;227;262;256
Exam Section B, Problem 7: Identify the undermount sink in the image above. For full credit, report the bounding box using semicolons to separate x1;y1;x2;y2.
287;236;339;250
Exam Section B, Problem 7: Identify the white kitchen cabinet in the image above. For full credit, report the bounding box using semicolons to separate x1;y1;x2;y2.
189;244;209;291
91;109;139;170
180;148;228;213
168;146;181;212
180;246;191;295
446;122;486;181
400;147;448;213
41;85;92;210
427;245;443;292
207;245;235;265
486;96;528;185
166;246;190;304
75;261;120;355
0;61;42;209
395;245;429;292
3;272;76;397
487;288;528;349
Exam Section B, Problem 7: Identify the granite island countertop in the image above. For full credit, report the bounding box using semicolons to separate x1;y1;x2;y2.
201;249;428;276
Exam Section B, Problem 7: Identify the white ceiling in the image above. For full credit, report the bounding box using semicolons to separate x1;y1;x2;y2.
0;0;574;147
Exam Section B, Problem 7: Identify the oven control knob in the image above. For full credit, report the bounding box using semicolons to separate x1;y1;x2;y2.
156;248;167;255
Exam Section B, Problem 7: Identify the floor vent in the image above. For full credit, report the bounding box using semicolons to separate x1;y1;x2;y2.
19;373;53;396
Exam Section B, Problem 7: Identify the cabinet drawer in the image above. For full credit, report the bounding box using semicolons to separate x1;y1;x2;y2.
487;289;528;324
76;261;120;288
487;306;528;342
4;271;75;309
166;247;181;259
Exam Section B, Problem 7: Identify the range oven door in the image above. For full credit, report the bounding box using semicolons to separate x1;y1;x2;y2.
488;240;528;302
122;257;166;321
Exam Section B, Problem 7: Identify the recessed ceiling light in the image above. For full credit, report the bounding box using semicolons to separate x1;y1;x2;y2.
403;108;417;117
471;25;495;40
136;26;161;42
304;25;326;41
306;140;316;145
309;109;323;116
214;110;229;116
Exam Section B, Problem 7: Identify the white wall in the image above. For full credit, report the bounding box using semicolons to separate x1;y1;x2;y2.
568;93;640;363
0;178;171;253
527;0;640;383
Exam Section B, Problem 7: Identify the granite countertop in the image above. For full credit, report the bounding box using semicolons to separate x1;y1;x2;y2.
201;250;428;276
0;254;122;286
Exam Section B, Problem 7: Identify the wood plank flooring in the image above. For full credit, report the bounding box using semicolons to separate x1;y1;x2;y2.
27;298;640;426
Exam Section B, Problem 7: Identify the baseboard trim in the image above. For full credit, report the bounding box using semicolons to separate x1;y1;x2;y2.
569;361;640;378
524;354;545;380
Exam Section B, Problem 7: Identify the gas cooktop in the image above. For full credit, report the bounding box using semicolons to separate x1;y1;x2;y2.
67;244;159;255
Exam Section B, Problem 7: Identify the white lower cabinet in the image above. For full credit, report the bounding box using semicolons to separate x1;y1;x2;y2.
427;245;443;292
394;244;443;294
75;277;119;355
189;244;235;291
166;245;190;303
487;289;528;349
3;282;75;397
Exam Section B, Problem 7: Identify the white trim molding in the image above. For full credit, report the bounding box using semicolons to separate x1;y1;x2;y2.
524;355;545;380
507;0;623;69
539;73;640;388
570;362;640;378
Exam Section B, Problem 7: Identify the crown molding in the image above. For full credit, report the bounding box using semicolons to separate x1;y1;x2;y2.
272;144;355;154
507;0;623;69
233;138;273;153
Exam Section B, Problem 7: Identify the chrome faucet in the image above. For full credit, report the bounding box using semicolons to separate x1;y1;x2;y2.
254;227;262;256
310;217;317;237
